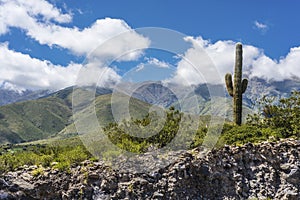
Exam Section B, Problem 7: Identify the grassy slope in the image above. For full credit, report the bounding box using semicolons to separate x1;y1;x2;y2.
0;88;152;144
0;97;72;144
58;93;151;137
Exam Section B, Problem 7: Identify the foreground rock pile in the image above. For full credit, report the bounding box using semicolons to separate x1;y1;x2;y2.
1;139;300;199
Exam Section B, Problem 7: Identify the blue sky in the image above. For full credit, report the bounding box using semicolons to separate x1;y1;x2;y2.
0;0;299;91
77;0;300;58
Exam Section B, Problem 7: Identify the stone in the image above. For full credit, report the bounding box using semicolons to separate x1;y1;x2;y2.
286;167;300;185
152;191;164;199
0;139;299;199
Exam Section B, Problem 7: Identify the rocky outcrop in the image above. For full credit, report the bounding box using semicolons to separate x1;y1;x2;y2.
1;139;300;199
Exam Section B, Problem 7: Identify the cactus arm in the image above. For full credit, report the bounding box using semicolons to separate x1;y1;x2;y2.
225;73;234;97
241;79;248;94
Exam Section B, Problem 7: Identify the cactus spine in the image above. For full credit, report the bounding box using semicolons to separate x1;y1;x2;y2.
225;43;248;125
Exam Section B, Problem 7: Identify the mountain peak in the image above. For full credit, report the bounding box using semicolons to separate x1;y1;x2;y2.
0;81;26;94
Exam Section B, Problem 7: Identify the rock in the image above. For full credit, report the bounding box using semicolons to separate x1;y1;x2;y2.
100;178;118;192
198;164;210;176
0;191;11;200
0;179;9;188
87;173;100;185
284;190;299;200
20;173;33;182
286;167;300;185
152;191;164;199
0;139;299;199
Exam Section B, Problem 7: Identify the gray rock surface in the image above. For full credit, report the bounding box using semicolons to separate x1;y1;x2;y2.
0;139;299;199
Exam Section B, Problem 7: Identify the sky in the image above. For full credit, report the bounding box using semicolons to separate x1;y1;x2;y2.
0;0;300;92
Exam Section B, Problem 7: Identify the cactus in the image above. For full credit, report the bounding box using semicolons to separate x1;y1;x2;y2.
225;43;248;125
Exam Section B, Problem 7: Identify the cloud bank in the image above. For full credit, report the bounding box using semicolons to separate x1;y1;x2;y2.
172;36;300;86
0;0;149;56
0;0;149;90
0;42;81;90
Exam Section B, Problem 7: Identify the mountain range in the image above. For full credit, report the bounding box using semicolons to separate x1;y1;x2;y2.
0;77;299;144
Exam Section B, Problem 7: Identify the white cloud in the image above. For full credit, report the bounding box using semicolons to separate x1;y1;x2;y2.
0;0;298;91
0;0;150;58
0;0;72;34
0;42;124;90
172;36;300;85
146;57;171;68
75;60;121;88
251;46;300;80
88;25;150;61
135;58;171;72
0;0;150;91
254;21;269;34
254;21;268;30
135;64;145;72
0;42;80;90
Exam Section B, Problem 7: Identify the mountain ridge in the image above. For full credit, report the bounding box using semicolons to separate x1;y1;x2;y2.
0;77;299;145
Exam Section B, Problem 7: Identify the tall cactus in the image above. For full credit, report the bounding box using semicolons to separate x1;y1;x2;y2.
225;43;248;125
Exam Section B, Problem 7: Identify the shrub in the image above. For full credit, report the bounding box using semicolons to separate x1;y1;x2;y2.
247;91;300;138
31;166;44;177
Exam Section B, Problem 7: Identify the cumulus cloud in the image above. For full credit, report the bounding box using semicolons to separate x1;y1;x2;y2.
88;26;150;61
75;60;121;88
0;0;150;91
0;42;81;90
0;0;298;91
172;36;300;85
0;42;125;90
0;0;72;34
0;0;150;57
251;46;300;80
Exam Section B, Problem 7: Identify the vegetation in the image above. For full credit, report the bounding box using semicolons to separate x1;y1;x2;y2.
225;43;248;125
0;97;72;144
0;88;151;144
246;91;300;138
104;106;182;153
215;91;300;146
0;91;299;173
0;137;93;173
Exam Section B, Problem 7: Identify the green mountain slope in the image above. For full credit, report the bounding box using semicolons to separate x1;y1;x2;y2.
0;84;255;145
58;93;151;137
0;97;72;144
0;88;151;144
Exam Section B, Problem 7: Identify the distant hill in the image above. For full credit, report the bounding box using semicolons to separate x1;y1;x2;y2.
0;77;299;144
0;87;150;144
58;92;151;138
0;88;51;106
245;77;300;107
0;96;72;144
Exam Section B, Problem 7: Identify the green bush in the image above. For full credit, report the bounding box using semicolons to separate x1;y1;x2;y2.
0;139;92;173
53;161;70;172
104;107;181;153
31;166;44;177
247;91;300;138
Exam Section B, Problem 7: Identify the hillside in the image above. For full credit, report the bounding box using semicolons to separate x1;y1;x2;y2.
0;77;299;145
0;97;72;144
0;88;51;106
0;88;151;144
59;93;151;137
